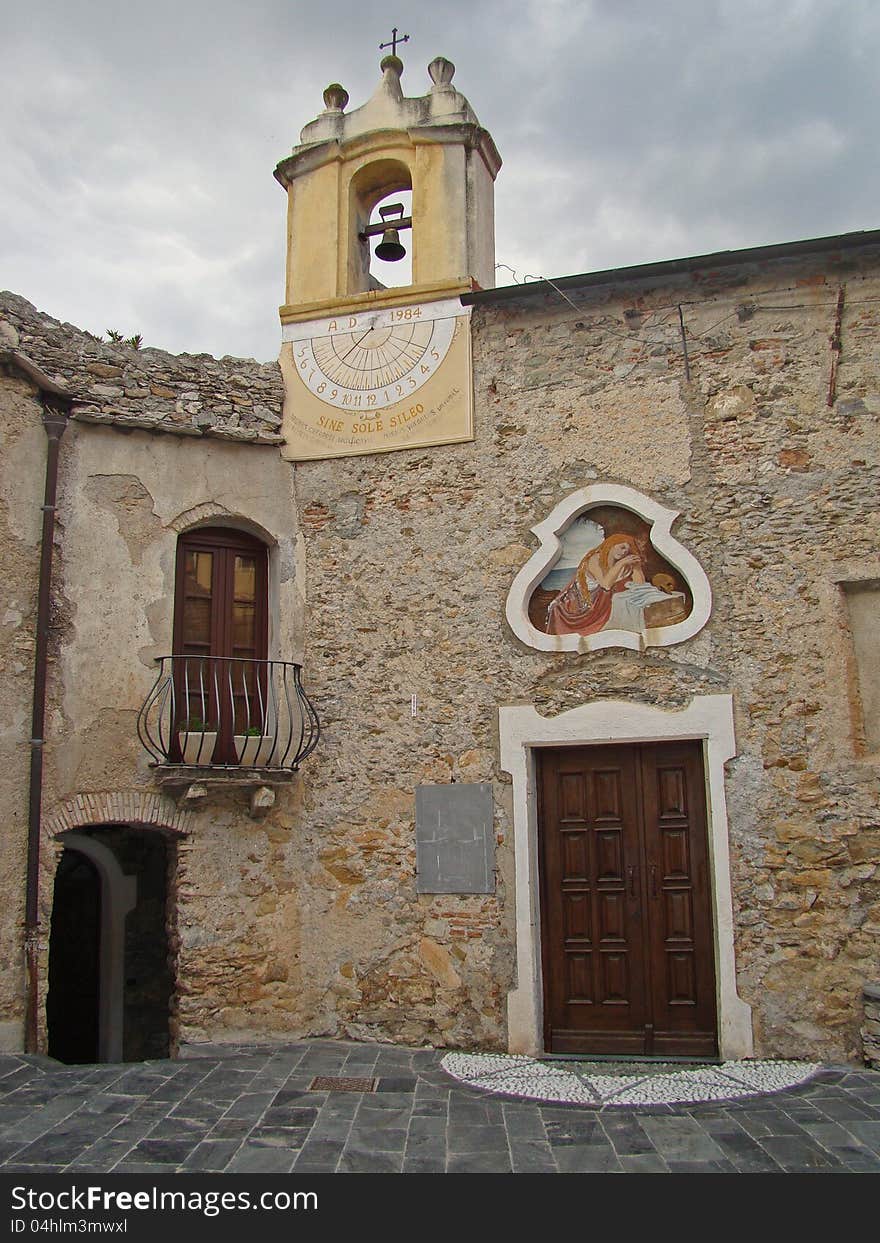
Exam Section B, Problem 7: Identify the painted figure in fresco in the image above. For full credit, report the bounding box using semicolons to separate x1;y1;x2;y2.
547;533;646;636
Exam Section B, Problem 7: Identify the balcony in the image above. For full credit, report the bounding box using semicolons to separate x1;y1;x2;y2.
137;655;319;808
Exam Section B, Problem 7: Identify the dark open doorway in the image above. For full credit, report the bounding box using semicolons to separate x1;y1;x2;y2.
46;827;174;1064
47;850;101;1063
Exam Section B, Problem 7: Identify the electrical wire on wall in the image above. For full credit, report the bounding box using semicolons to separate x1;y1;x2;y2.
491;262;878;392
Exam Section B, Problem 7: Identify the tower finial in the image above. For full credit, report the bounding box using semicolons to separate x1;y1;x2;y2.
322;83;349;113
428;57;456;89
379;25;409;59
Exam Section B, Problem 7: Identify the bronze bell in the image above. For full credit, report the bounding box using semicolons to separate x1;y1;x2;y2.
374;203;407;262
374;227;406;262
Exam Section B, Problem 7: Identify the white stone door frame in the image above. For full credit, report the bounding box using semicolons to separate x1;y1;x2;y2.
499;694;753;1060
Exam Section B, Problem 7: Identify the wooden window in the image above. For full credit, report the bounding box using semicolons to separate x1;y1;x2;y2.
173;527;268;755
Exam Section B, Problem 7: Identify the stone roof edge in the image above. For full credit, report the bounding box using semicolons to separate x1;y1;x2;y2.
70;407;284;445
464;228;880;308
1;348;72;400
1;292;281;374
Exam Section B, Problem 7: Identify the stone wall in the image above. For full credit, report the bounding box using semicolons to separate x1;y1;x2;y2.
41;419;311;1050
0;363;46;1050
293;241;880;1060
0;299;315;1053
863;983;880;1068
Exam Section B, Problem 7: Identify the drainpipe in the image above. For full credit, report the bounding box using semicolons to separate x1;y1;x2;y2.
6;352;72;1053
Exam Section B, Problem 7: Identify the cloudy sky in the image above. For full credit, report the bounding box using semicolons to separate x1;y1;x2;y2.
3;0;878;360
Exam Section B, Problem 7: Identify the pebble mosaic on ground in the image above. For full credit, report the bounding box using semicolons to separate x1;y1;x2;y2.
441;1052;823;1106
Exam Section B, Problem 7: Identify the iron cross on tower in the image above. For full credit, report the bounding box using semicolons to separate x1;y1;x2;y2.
379;26;409;56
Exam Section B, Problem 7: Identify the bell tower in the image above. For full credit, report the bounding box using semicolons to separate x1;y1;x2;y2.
274;49;501;463
274;52;502;309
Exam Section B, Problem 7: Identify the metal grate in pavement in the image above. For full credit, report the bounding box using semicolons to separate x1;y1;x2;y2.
309;1075;377;1092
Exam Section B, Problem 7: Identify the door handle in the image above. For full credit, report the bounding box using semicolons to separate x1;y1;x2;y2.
650;864;658;898
627;865;636;898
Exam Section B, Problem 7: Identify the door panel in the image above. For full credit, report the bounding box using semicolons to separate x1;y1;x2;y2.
538;747;648;1054
641;743;717;1054
538;742;718;1057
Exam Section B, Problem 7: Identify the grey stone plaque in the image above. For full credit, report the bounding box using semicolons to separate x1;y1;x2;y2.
415;782;495;894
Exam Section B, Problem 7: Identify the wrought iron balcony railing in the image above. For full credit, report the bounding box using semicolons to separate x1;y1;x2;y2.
137;655;320;771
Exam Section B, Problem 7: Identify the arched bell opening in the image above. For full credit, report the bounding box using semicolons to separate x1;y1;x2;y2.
46;827;175;1064
348;158;413;295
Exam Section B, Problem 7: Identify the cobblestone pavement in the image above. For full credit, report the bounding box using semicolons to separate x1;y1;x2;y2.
0;1041;878;1174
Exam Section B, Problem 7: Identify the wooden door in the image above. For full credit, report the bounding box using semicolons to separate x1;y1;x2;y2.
538;742;717;1057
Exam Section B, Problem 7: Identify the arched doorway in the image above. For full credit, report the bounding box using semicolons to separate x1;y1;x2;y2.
46;827;174;1064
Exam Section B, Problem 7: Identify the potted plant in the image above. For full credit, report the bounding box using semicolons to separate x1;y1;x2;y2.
176;717;217;765
234;725;275;767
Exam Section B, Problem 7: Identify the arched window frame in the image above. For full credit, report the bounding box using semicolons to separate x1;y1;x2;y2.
172;526;270;761
173;526;268;663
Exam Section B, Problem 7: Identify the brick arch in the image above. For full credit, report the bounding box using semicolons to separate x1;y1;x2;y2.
168;502;233;534
168;505;278;550
44;791;193;838
165;504;278;554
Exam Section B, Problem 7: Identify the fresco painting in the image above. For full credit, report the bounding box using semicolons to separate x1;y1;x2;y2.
527;507;693;638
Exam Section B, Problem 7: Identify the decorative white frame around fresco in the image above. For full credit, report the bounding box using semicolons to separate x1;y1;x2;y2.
505;484;712;653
